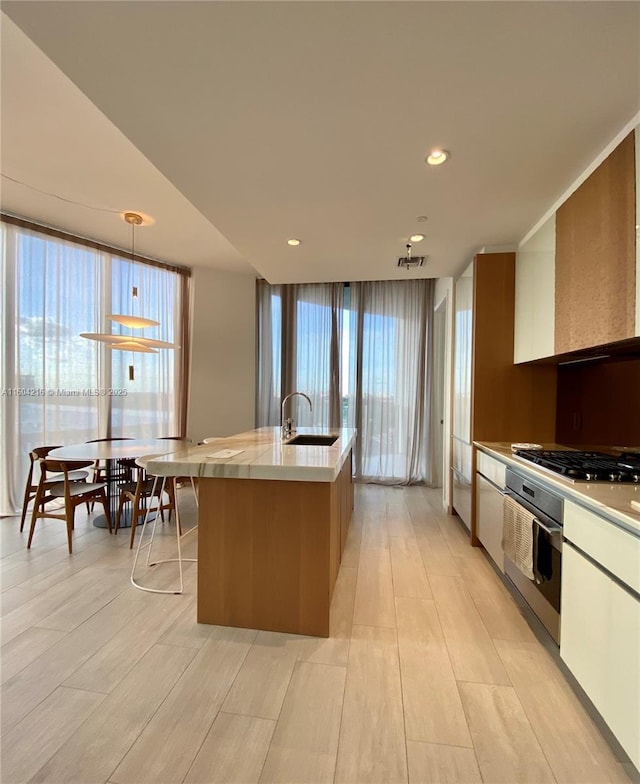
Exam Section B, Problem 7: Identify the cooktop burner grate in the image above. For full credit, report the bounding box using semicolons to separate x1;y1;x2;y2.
514;449;640;483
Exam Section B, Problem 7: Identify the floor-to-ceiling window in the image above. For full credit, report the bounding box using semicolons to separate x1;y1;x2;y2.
256;278;435;485
0;217;189;515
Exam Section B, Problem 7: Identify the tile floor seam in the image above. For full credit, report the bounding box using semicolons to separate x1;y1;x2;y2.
103;642;201;784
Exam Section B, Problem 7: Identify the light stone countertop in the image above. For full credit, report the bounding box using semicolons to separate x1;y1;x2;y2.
475;441;640;537
146;427;357;483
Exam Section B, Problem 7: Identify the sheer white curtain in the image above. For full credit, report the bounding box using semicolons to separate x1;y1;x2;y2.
256;277;435;485
348;280;435;485
109;256;181;438
256;280;282;426
294;283;342;428
0;220;184;515
256;280;342;429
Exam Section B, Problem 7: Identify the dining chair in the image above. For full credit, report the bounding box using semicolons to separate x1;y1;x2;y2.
114;466;175;548
19;446;93;532
130;454;197;595
27;457;112;553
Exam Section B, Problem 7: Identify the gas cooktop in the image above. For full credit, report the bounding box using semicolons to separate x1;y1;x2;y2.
513;449;640;483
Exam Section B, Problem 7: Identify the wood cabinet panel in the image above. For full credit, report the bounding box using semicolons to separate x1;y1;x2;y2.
452;252;557;541
636;125;640;336
556;357;640;447
198;478;331;637
555;132;636;353
197;452;354;638
473;253;557;443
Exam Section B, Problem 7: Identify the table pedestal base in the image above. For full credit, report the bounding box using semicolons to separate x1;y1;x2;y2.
93;508;158;530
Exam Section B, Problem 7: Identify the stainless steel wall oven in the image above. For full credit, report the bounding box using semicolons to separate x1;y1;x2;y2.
504;468;564;644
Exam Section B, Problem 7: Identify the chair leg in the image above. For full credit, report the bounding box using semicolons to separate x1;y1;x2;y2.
167;480;176;523
20;485;32;533
27;507;38;549
101;492;113;534
129;501;140;549
114;494;126;535
66;502;75;554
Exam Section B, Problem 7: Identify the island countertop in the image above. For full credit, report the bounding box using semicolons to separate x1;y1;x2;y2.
146;426;357;483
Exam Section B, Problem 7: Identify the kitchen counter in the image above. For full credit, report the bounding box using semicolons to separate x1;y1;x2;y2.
475;442;640;536
146;426;356;482
156;427;356;637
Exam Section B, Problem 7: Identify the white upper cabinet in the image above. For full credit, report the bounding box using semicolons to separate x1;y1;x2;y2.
514;214;556;363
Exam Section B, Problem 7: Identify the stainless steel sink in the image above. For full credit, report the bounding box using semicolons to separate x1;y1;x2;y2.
286;434;338;446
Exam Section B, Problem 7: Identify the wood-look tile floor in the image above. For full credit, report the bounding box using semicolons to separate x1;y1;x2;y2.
0;485;633;784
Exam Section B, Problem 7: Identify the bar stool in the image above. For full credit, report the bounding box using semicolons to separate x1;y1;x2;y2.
130;454;197;595
159;437;199;510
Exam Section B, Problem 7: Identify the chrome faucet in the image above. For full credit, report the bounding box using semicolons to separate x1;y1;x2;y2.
281;392;313;440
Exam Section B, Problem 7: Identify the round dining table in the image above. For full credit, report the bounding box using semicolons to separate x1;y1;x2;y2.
48;439;186;528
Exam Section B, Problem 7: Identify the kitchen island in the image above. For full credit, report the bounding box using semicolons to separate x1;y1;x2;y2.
147;427;356;637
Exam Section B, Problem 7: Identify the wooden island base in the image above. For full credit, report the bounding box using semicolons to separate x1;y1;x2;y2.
197;452;353;637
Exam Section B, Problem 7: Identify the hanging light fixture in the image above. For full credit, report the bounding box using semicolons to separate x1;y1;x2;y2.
80;212;178;379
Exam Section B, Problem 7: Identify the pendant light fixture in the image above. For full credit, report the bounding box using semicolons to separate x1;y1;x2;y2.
80;212;177;380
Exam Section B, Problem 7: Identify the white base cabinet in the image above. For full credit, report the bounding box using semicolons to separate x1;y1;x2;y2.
561;542;640;770
452;467;472;532
475;474;505;572
475;451;507;573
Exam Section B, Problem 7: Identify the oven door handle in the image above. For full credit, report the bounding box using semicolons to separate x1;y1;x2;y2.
533;518;562;536
502;490;562;536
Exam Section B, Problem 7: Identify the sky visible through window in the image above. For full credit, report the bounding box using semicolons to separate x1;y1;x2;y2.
9;229;179;443
271;286;398;426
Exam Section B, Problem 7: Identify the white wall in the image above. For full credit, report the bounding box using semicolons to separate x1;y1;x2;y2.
435;277;454;513
187;267;256;441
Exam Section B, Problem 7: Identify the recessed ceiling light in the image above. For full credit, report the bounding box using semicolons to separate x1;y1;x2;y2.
426;149;450;166
416;216;428;222
410;234;425;243
287;238;301;246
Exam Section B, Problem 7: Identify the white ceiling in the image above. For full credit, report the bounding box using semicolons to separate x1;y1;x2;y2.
1;1;639;283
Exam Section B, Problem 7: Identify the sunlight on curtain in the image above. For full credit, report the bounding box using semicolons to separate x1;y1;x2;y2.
0;221;183;515
294;283;342;428
256;280;282;426
109;257;180;438
349;280;434;485
256;280;342;429
255;278;435;485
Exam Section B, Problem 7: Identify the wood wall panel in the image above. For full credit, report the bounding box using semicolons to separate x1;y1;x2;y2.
556;357;640;447
472;253;557;444
555;132;636;354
